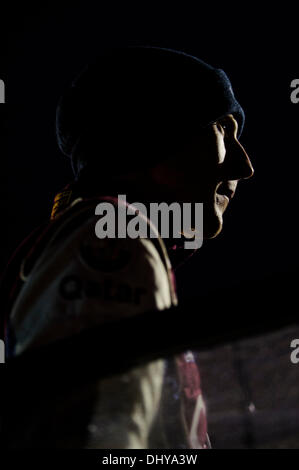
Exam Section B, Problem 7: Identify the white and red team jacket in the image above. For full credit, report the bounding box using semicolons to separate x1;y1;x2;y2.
2;187;210;449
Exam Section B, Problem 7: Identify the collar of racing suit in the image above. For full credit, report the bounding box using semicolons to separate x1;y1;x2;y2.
51;180;198;271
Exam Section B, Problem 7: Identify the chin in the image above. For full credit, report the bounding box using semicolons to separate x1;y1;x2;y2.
203;206;223;239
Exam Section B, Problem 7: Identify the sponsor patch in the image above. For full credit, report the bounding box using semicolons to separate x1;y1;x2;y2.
80;236;131;272
60;275;146;305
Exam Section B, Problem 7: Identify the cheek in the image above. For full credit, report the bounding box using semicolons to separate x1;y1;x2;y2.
215;132;226;165
193;129;226;177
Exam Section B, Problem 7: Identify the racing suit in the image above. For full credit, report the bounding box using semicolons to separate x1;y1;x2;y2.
2;183;209;449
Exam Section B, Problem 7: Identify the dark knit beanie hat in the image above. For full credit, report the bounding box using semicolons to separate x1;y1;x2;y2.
56;46;245;177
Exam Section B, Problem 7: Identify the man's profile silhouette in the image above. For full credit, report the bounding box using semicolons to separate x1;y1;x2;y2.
2;46;254;448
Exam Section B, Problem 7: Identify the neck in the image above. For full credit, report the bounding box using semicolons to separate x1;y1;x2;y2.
73;167;198;269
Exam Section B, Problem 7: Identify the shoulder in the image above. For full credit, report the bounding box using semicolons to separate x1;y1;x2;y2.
9;198;177;355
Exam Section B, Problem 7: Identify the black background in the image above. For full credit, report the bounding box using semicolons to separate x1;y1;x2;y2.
2;1;299;450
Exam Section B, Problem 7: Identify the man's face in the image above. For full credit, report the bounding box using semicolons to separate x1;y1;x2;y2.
151;114;254;239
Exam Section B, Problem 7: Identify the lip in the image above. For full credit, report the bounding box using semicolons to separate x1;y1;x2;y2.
215;182;236;207
219;189;235;200
226;190;235;200
216;193;230;206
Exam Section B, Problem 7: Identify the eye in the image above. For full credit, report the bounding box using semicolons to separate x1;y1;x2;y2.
216;122;226;135
216;117;237;138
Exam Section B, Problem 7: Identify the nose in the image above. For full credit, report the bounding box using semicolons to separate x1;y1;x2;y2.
221;138;254;181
